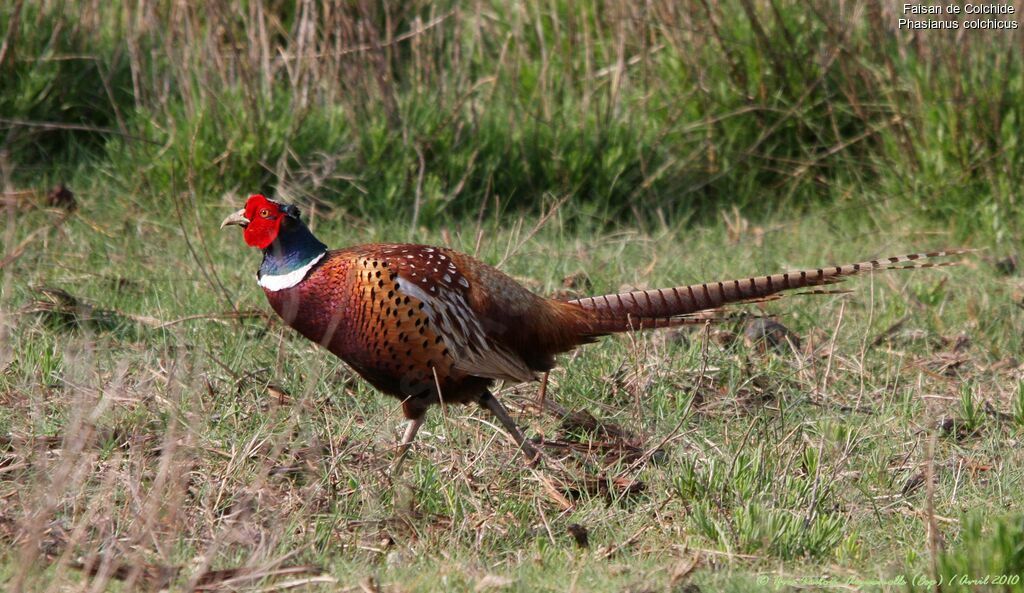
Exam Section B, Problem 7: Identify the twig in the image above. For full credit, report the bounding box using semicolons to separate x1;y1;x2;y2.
535;473;573;511
0;117;160;145
599;525;650;559
595;44;665;78
253;575;338;592
497;194;570;268
173;157;236;314
0;0;24;70
0;212;69;270
870;313;910;347
629;321;710;473
410;143;426;233
819;300;846;397
534;498;557;545
151;309;268;329
197;565;329;591
672;544;760;561
278;10;456;60
536;371;549;408
924;432;942;592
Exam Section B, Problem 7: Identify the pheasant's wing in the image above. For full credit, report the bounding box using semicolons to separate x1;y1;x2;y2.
368;245;536;384
344;254;455;395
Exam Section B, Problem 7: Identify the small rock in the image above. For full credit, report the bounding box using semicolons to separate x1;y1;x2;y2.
665;327;691;347
710;328;737;347
994;255;1018;276
742;318;800;353
936;416;976;441
47;183;76;211
475;574;514;591
567;523;589;548
267;383;291;406
901;471;926;497
948;333;971;353
386;550;408;568
562;271;593;292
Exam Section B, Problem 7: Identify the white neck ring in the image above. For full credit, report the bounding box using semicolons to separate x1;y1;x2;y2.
258;252;325;291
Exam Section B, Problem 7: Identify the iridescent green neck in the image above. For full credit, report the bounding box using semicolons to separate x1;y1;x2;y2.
258;217;328;280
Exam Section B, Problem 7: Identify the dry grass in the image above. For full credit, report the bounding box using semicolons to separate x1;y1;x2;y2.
2;1;1024;591
2;190;1023;591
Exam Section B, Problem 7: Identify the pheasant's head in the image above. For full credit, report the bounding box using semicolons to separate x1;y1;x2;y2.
222;195;328;288
220;194;302;249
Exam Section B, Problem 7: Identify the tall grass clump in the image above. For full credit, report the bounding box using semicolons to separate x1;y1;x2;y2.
0;1;134;166
1;0;1021;236
907;513;1024;592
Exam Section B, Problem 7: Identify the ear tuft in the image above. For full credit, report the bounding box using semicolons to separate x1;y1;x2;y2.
281;204;302;219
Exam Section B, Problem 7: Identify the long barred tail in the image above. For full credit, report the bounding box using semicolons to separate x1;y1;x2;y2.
567;249;970;335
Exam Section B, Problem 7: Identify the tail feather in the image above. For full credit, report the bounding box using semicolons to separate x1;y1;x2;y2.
567;249;970;335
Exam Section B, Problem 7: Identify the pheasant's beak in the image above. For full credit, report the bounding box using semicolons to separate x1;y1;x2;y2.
220;209;249;229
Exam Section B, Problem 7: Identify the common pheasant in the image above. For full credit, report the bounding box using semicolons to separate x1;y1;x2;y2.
222;194;964;465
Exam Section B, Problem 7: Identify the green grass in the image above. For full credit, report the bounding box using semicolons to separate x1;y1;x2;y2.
2;187;1024;591
3;0;1024;591
3;1;1023;235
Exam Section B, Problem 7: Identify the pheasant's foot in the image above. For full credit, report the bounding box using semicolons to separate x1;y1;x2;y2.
479;389;543;467
389;416;424;476
521;439;542;467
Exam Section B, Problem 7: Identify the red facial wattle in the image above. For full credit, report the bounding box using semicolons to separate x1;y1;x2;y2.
242;194;284;249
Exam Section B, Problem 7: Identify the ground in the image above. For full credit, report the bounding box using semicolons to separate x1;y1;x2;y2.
2;0;1023;590
2;194;1023;592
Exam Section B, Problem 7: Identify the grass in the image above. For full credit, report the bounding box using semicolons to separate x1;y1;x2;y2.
3;1;1023;233
2;0;1024;591
3;191;1024;591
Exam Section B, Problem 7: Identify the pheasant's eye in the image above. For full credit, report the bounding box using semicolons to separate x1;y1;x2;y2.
259;208;271;218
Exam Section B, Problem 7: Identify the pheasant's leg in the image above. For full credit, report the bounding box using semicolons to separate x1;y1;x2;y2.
536;371;550;408
479;390;540;464
391;416;424;475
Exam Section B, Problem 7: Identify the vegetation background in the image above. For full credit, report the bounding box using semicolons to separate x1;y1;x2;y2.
1;0;1023;591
